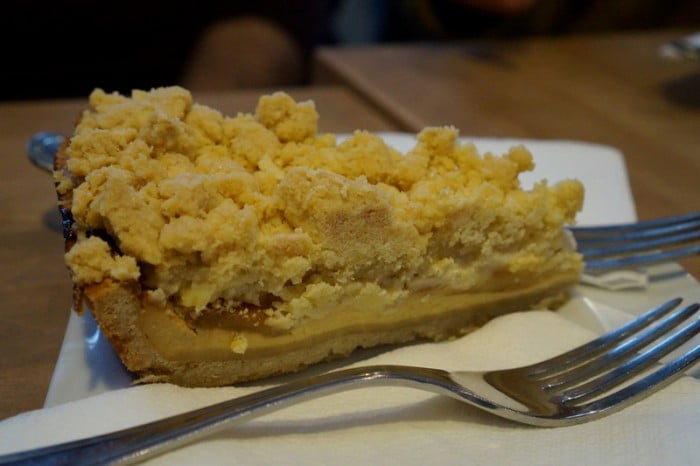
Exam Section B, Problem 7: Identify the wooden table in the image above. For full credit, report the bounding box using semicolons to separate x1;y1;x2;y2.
1;31;698;423
314;30;700;277
0;86;398;420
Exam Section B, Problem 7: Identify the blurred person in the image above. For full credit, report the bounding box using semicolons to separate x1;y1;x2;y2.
180;0;544;91
182;0;539;91
333;0;700;43
182;16;305;91
1;0;697;100
0;1;336;99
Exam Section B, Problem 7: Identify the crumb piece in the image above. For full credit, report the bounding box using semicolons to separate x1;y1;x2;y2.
65;236;139;284
229;334;249;354
145;288;167;308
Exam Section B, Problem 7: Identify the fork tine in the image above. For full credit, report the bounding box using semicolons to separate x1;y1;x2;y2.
570;212;700;237
570;343;700;422
578;230;700;259
569;213;700;271
573;219;700;246
523;298;683;378
583;244;700;271
542;303;700;390
559;318;700;404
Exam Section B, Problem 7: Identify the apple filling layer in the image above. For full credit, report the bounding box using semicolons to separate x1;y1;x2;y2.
140;272;579;363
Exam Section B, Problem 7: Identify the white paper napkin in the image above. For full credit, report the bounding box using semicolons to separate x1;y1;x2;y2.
581;270;649;290
1;309;698;465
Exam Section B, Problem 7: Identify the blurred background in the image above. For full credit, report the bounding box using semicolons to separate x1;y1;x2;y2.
1;0;698;101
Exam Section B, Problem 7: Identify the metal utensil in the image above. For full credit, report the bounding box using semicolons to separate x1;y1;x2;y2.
2;297;698;465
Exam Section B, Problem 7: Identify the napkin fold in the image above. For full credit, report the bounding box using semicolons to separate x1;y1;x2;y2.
1;303;698;465
581;269;649;290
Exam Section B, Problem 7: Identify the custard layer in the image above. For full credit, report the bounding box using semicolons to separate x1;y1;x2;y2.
139;272;578;362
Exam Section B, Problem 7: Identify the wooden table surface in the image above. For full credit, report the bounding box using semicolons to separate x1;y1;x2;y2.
314;30;699;276
0;86;398;420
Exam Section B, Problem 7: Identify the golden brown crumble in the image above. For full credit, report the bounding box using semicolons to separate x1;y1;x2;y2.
61;86;584;331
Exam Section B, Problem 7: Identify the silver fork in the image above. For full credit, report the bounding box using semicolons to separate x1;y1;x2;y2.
2;298;698;465
569;212;700;271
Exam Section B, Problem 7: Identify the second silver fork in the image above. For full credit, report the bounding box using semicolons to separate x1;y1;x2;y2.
569;212;700;271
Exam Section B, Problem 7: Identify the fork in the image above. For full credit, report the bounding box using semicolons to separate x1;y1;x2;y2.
569;212;700;271
2;298;698;465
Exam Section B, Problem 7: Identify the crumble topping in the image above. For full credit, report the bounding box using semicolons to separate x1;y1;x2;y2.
65;235;140;284
61;86;584;330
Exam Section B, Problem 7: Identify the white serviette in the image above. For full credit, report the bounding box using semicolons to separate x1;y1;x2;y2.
581;270;649;290
1;309;698;465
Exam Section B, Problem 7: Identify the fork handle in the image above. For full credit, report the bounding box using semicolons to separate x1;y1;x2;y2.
0;366;454;465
